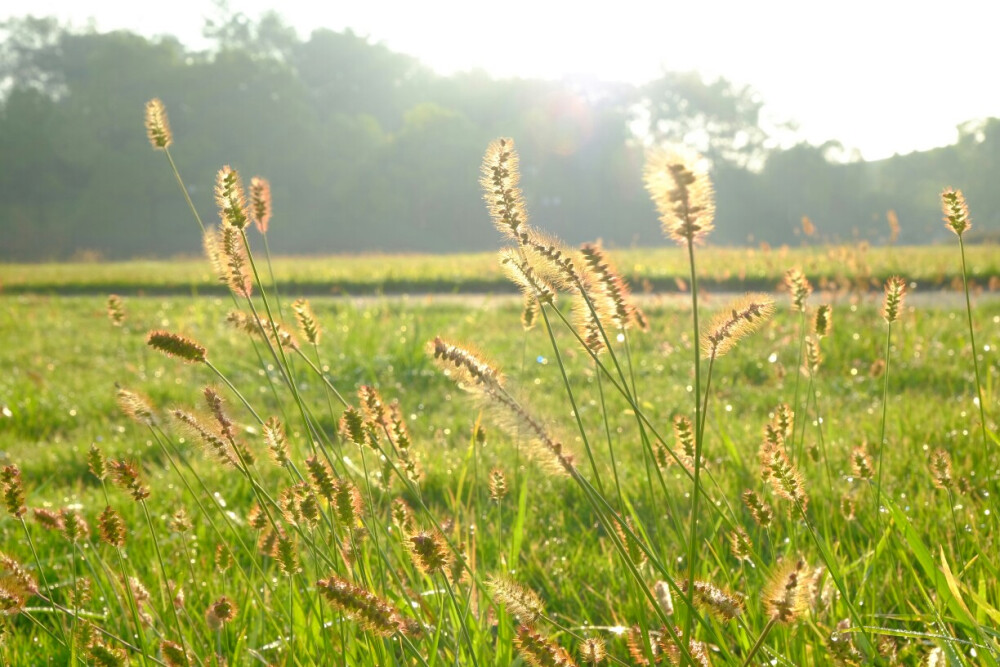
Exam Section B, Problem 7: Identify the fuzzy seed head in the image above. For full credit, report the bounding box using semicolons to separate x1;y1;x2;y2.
764;445;809;512
263;417;290;467
430;337;504;393
653;580;675;616
291;298;321;345
850;446;873;480
98;506;126;547
489;468;508;502
32;508;64;532
643;146;715;246
487;574;545;624
89;642;128;666
929;449;953;491
881;276;907;324
686;580;745;621
305;456;337;503
729;527;754;562
742;489;774;527
317;574;407;636
514;625;578;667
215;544;234;573
144;98;172;149
580;637;606;665
763;558;810;623
206;596;237;630
160;639;192;667
117;387;155;426
813;304;832;338
88;444;108;481
61;509;89;543
579;242;643;331
107;294;126;326
481;138;528;241
785;268;812;312
215;166;250;230
169;509;192;533
1;466;26;519
407;531;451;574
147;330;207;363
249;176;272;234
701;293;775;360
941;188;971;237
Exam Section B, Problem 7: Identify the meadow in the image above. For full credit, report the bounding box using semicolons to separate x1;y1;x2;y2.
0;107;997;666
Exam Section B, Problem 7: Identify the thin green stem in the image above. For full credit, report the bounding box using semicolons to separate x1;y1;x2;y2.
684;235;703;646
742;616;778;667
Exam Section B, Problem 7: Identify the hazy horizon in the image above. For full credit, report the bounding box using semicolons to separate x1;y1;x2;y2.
3;0;999;161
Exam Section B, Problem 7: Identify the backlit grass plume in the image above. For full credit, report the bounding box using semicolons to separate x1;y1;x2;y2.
147;330;207;363
701;293;775;359
488;574;545;624
784;268;812;312
144;98;172;150
941;188;970;237
481;138;528;241
684;580;745;622
250;176;272;234
316;574;407;637
579;242;646;331
215;166;250;230
643;147;715;245
514;625;577;667
881;276;906;324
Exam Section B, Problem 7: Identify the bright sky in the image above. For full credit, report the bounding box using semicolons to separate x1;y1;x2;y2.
4;0;999;161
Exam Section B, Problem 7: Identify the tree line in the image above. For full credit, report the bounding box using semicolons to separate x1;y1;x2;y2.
0;13;997;260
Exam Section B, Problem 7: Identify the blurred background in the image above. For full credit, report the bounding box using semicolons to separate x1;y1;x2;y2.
1;0;998;261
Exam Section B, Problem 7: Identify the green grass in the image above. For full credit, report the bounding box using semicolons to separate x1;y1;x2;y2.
1;289;997;664
3;243;1000;295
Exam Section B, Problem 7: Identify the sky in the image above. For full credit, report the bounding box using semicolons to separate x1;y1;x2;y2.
3;0;999;161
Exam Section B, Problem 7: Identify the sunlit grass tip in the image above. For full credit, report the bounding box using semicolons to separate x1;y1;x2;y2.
941;188;971;237
643;145;715;245
144;98;172;150
701;293;775;360
481;137;528;241
250;175;272;234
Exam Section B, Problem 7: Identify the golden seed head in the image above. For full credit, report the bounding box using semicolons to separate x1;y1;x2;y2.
487;574;545;624
686;580;745;621
489;467;508;502
144;98;172;149
98;506;127;547
701;293;776;360
613;516;647;568
88;444;107;481
215;166;250;230
881;276;907;324
813;304;832;338
653;580;675;616
61;509;89;543
263;417;290;467
643;146;715;246
887;209;901;243
107;294;126;327
929;449;953;491
206;596;237;630
159;640;192;667
784;268;812;312
291;298;321;345
429;336;504;393
941;188;971;237
147;330;207;363
773;403;794;440
514;625;576;667
305;456;337;503
116;387;155;426
481;138;529;241
317;573;408;636
332;478;364;529
214;544;234;573
169;508;192;533
763;557;810;623
407;531;451;574
763;444;809;511
579;242;644;331
804;335;823;374
108;459;149;502
729;526;754;562
249;176;272;234
850;446;873;480
742;489;774;527
32;508;64;532
580;637;607;665
501;248;557;305
1;465;26;519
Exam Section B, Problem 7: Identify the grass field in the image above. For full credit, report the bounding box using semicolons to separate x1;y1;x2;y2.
1;124;999;665
3;243;1000;295
1;281;998;664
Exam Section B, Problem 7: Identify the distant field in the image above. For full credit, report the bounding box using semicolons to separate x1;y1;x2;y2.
3;244;999;294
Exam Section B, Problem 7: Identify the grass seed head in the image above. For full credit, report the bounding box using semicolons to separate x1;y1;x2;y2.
144;98;172;149
407;531;451;575
785;268;813;312
579;242;644;331
107;294;125;326
88;444;107;481
763;558;810;624
116;387;155;426
489;467;508;502
249;176;272;234
206;596;237;630
32;508;64;532
881;276;907;324
514;625;577;667
929;449;953;491
317;573;407;636
653;580;675;616
941;188;971;237
215;166;250;230
1;466;26;519
742;490;774;527
701;293;775;360
147;330;207;363
291;298;321;345
487;574;545;624
813;304;832;338
98;506;126;547
580;637;607;665
89;642;128;666
685;580;745;621
481;138;529;241
643;146;715;246
729;527;754;562
160;639;192;667
61;509;90;543
263;416;290;467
